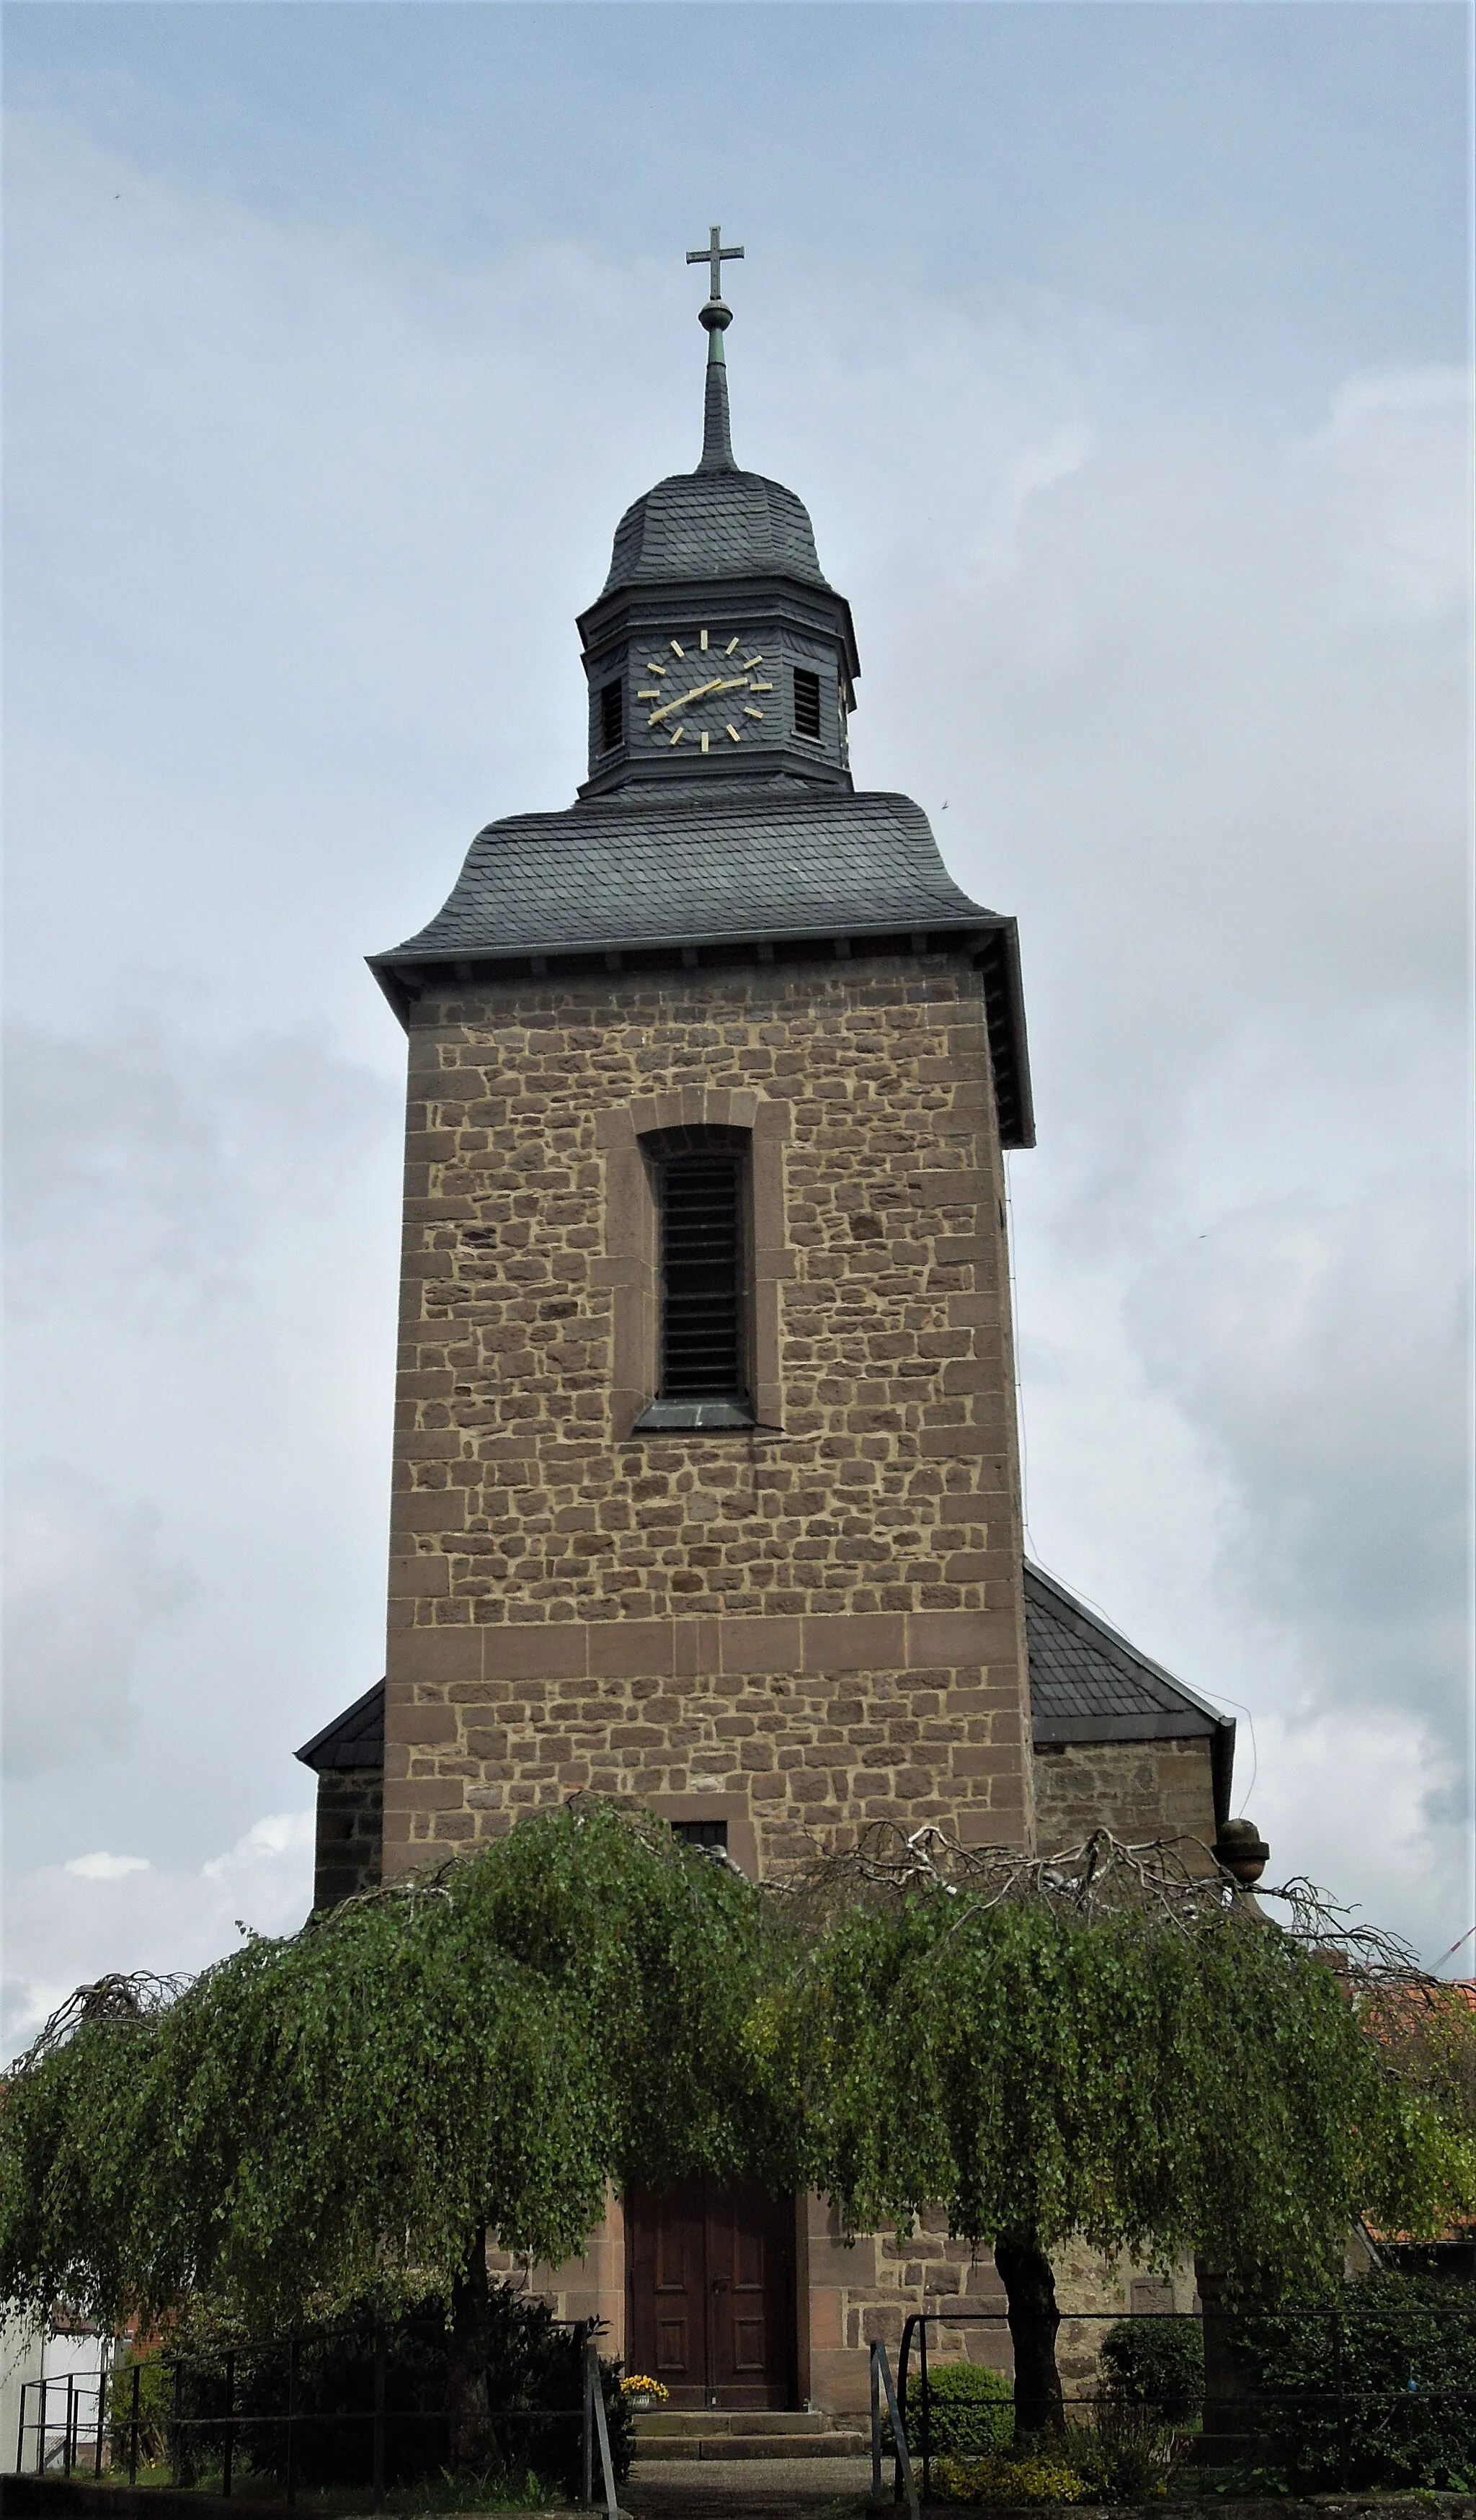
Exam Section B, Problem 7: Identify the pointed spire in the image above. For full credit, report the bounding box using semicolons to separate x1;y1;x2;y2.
698;301;736;471
686;225;744;474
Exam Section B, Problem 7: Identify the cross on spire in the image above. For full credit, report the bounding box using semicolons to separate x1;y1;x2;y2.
687;224;744;301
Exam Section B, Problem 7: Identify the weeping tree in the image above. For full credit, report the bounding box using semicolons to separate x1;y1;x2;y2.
0;1802;803;2470
774;1826;1476;2436
4;1805;1470;2462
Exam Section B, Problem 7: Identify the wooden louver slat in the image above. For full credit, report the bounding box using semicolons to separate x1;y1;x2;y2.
661;1155;744;1398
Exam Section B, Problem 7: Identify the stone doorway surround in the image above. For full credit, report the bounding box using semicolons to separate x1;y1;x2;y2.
626;2176;798;2410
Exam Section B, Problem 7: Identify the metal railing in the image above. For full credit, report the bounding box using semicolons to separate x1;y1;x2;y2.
12;2372;108;2480
19;2325;620;2518
868;2305;1476;2509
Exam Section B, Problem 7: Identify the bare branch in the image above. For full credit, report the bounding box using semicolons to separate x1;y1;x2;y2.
784;1822;1446;1989
11;1971;189;2075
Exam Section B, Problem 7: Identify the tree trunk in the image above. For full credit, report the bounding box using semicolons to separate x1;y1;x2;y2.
995;2229;1065;2439
448;2225;497;2475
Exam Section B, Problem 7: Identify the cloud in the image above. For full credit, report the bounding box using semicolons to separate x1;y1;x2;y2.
3;1809;315;2062
3;1464;194;1777
4;1007;396;1325
1;118;1467;1984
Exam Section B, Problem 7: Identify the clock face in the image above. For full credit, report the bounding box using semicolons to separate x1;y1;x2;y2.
636;629;775;757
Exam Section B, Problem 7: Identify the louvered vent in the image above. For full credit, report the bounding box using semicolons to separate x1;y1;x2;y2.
661;1155;744;1398
600;680;624;752
793;668;822;740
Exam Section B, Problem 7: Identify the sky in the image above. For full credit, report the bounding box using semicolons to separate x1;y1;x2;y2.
3;0;1471;2052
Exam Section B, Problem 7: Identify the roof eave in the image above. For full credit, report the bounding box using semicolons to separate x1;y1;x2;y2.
295;1677;386;1773
577;574;861;682
1033;1712;1223;1745
369;912;1031;1149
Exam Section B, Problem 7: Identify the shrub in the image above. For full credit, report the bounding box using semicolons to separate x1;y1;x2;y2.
108;2351;174;2473
1232;2272;1476;2492
931;2446;1091;2504
1072;2404;1187;2503
146;2282;631;2497
1099;2316;1204;2422
902;2359;1015;2456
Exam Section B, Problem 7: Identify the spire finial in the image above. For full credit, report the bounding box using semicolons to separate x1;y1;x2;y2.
686;224;743;473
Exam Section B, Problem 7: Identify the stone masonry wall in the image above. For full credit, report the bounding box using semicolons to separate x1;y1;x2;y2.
312;1771;383;1913
1033;1739;1219;1861
382;948;1033;1878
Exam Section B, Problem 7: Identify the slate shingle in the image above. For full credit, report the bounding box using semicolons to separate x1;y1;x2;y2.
1026;1563;1232;1742
295;1680;385;1773
373;786;994;966
601;468;830;596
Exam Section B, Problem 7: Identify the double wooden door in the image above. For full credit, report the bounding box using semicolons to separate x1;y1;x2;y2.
625;2176;796;2409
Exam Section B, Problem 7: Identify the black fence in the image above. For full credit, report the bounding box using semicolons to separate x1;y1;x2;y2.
11;2374;108;2482
876;2304;1476;2510
14;2323;621;2518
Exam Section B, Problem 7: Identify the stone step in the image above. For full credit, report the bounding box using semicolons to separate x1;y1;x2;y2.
635;2411;831;2438
633;2432;868;2462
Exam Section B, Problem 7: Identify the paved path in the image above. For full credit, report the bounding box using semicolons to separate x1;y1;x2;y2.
624;2456;875;2518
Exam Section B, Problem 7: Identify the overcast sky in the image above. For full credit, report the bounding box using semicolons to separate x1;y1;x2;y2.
4;0;1470;2053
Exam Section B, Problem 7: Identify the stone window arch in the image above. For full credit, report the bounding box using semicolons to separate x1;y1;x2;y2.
596;1090;789;1439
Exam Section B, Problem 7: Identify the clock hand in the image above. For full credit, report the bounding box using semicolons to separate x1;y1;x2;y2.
646;673;757;728
646;676;725;726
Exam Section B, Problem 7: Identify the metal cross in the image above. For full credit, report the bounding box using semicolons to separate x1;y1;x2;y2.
687;225;744;300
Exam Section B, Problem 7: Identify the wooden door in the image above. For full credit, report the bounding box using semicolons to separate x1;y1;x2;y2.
625;2176;796;2409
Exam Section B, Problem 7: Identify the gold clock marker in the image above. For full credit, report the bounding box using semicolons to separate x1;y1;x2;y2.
744;705;763;720
726;724;741;742
670;640;685;657
750;681;773;693
700;730;710;754
742;654;763;669
646;661;667;676
639;689;660;700
725;636;739;655
700;629;709;651
670;726;685;746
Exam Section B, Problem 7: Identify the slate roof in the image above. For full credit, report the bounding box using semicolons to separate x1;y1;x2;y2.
600;468;831;597
1025;1562;1236;1826
295;1570;1235;1820
375;786;997;968
295;1679;384;1773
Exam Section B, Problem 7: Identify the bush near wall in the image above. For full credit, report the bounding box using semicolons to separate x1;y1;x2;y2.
112;2284;631;2498
892;2361;1014;2455
1232;2273;1476;2491
1098;2317;1204;2421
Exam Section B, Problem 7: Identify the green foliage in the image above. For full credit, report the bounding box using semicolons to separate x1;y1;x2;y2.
895;2359;1013;2456
1099;2317;1204;2421
1361;1983;1476;2143
5;1803;1473;2374
212;2281;631;2496
778;1889;1475;2284
930;2445;1092;2504
1231;2273;1476;2492
0;1805;801;2330
932;2411;1188;2507
1075;2403;1189;2502
108;2351;174;2472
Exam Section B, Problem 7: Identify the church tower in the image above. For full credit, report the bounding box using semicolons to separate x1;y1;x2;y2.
337;237;1044;2412
370;235;1036;1900
294;236;1244;2417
